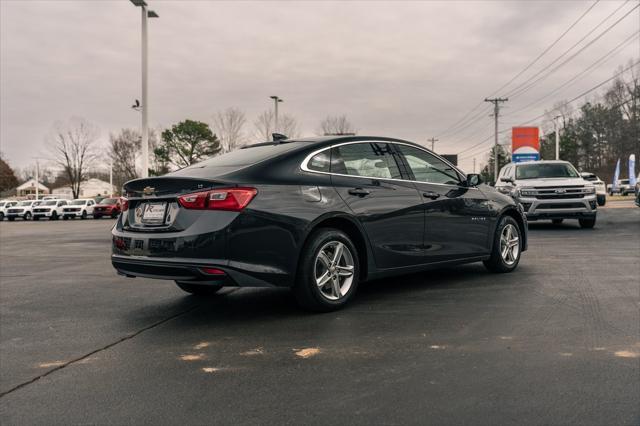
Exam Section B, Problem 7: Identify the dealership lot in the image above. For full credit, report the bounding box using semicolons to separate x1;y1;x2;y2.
0;206;638;425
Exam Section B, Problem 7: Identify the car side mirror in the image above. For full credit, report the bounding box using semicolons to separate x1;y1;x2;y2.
466;174;482;187
500;176;514;183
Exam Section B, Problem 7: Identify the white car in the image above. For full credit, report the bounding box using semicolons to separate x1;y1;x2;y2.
62;199;96;219
581;172;606;206
0;200;19;221
5;200;41;221
32;199;68;220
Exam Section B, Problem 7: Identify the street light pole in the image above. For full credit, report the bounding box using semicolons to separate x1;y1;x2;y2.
270;96;283;133
130;0;158;178
553;115;562;160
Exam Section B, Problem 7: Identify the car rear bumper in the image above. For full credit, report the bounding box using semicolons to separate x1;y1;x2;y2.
111;255;283;288
518;195;597;220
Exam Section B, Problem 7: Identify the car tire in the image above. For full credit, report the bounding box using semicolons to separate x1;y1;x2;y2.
0;212;3;221
63;216;68;220
294;228;360;312
483;216;522;273
82;211;87;219
579;217;596;229
24;212;31;220
552;219;563;225
111;212;118;219
50;212;58;221
175;281;223;296
597;195;606;206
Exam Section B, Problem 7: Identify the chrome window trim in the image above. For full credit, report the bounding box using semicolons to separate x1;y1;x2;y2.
300;140;479;190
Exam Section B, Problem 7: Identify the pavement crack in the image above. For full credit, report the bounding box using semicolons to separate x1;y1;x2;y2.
0;304;200;399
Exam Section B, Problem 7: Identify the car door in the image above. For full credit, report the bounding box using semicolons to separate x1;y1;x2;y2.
329;142;424;269
394;144;492;262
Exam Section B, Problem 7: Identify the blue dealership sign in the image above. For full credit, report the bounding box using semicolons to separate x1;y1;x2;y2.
512;153;540;163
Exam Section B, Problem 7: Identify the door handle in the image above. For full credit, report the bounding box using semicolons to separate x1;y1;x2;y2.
348;188;371;197
422;191;441;200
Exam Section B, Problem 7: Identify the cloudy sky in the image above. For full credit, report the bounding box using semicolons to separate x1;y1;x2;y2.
1;0;638;173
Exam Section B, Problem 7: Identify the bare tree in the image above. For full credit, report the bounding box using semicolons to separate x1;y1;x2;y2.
253;110;301;141
318;115;357;136
212;107;247;153
47;117;99;199
108;128;141;191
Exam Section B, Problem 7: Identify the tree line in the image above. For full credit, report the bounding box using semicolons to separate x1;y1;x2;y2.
0;112;357;198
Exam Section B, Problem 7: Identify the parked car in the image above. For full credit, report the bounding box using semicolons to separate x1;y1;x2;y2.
580;172;606;206
62;199;96;220
112;136;528;311
607;179;634;196
32;199;68;220
93;197;122;219
5;200;40;221
495;160;597;228
0;200;19;221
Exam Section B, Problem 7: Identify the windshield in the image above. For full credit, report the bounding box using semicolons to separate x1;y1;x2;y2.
99;198;118;205
516;163;579;180
42;201;57;206
71;200;87;205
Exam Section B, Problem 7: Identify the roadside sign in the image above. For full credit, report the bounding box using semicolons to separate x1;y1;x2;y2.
512;127;540;163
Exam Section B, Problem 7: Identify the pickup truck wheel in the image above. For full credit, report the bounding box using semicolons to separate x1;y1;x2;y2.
50;211;58;221
483;216;522;273
81;211;87;219
175;281;223;296
24;212;31;220
597;195;606;206
552;219;563;225
579;217;596;229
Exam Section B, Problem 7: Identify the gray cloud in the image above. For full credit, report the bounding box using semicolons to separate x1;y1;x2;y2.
1;0;637;173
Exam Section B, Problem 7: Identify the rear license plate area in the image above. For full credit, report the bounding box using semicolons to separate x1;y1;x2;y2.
141;202;167;224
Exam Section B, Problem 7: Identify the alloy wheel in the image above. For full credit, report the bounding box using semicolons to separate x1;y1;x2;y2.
314;241;355;301
500;224;520;266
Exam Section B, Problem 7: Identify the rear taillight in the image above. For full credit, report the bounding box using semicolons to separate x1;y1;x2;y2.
120;197;129;212
200;267;226;276
178;188;257;212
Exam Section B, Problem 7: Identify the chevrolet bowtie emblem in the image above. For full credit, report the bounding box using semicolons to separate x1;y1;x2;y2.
143;186;155;196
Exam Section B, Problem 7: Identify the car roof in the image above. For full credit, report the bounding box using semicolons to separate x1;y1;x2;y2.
513;160;572;166
243;135;425;150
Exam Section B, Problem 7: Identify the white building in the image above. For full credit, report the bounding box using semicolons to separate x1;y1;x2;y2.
16;179;50;198
52;178;114;199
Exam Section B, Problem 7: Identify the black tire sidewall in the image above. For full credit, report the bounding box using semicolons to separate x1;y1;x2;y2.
488;216;522;272
296;229;360;311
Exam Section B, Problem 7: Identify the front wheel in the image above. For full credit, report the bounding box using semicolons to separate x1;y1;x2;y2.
483;216;522;273
81;211;87;219
579;217;596;229
175;281;223;296
50;211;58;221
24;212;32;220
294;228;360;312
597;195;606;206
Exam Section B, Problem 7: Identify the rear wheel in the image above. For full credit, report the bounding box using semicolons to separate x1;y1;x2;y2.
81;210;87;219
579;217;596;229
50;211;58;221
483;216;522;273
175;281;223;296
552;219;563;225
294;228;360;312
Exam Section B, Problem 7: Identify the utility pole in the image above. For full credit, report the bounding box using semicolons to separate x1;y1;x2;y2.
130;0;159;178
553;115;562;160
427;137;438;152
270;96;283;133
484;97;508;183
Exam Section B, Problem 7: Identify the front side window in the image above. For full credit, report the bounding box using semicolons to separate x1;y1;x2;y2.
332;143;402;179
397;145;461;185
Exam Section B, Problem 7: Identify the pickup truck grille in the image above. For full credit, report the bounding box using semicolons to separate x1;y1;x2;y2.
64;208;81;212
7;209;24;213
530;186;589;199
536;193;584;200
33;208;50;213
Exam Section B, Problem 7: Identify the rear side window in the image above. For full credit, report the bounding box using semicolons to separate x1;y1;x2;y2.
307;151;331;172
397;145;461;185
332;143;402;179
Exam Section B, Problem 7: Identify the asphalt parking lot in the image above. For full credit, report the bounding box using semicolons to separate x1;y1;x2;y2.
1;205;639;425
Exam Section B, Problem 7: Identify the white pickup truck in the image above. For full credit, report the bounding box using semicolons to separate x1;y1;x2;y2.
496;160;597;229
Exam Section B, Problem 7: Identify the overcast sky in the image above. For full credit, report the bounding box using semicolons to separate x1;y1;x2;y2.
1;0;638;173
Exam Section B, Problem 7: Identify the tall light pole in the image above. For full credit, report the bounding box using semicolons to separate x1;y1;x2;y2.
485;97;508;184
427;137;438;152
553;115;562;160
130;0;158;178
270;96;283;133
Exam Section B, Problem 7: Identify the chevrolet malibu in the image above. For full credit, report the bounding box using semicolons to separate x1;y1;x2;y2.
112;136;527;311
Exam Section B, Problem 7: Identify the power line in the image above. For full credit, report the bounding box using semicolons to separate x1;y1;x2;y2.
505;1;637;99
434;0;601;138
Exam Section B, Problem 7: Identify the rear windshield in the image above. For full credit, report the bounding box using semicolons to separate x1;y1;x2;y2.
171;142;307;176
516;163;579;179
99;198;118;204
